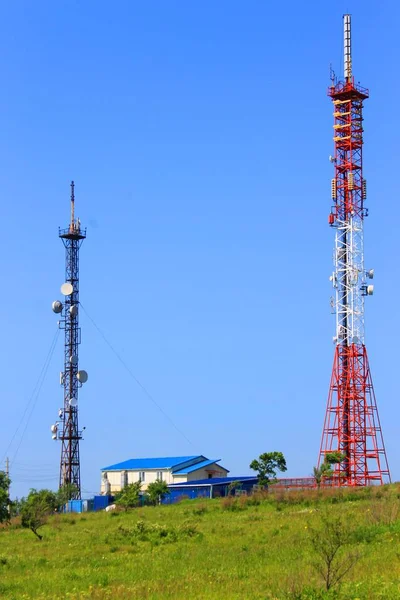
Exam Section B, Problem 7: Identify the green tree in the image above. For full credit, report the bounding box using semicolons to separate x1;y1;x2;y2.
20;489;57;540
313;465;326;489
227;481;241;496
56;484;80;509
115;481;142;511
313;452;346;487
249;452;287;487
146;479;170;505
325;452;346;466
0;471;11;523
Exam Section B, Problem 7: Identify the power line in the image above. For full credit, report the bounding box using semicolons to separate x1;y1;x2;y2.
0;328;60;467
80;304;195;448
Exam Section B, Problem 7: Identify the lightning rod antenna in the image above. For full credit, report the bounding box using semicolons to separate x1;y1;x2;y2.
344;14;352;81
70;180;75;233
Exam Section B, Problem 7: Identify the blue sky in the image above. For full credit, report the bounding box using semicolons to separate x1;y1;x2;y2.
1;1;399;498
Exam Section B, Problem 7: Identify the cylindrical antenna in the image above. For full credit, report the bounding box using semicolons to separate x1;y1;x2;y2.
344;14;352;81
70;180;75;232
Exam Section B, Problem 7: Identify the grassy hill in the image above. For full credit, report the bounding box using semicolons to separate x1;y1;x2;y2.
1;485;400;599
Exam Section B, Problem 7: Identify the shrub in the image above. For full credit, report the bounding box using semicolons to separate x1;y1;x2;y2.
308;512;361;591
192;503;208;516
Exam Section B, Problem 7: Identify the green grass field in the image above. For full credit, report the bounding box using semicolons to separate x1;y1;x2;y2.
1;486;400;599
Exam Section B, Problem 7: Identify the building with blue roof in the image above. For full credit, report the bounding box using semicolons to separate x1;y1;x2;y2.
100;455;229;493
163;476;259;503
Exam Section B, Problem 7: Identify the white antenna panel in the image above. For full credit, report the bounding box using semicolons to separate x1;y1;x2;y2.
61;283;73;296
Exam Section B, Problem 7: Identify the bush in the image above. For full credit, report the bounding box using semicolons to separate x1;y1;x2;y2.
113;520;199;546
192;503;208;516
308;512;361;591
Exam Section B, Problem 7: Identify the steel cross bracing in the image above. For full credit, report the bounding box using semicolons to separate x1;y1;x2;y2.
318;16;390;487
331;92;366;347
57;183;86;498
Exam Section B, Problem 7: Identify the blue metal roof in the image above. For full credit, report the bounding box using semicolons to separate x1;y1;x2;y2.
173;458;225;474
169;476;258;487
101;456;200;471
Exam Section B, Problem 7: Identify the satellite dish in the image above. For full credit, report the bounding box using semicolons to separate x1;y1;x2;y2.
52;300;63;314
52;434;57;440
367;269;374;279
69;397;78;407
69;355;78;365
69;305;78;317
61;283;73;296
77;370;88;384
50;424;58;433
367;285;374;296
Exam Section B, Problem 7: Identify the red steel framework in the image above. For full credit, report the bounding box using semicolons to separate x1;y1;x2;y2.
318;16;390;486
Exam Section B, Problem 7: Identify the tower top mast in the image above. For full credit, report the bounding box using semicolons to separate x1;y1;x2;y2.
70;180;75;233
344;14;352;81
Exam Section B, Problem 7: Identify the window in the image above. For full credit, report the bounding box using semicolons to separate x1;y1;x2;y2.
208;473;213;479
138;471;145;483
156;471;163;481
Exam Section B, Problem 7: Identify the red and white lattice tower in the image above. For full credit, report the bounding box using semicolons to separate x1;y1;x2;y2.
318;15;390;486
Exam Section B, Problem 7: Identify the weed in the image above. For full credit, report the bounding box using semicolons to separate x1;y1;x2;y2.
368;498;400;526
192;503;208;516
308;512;361;590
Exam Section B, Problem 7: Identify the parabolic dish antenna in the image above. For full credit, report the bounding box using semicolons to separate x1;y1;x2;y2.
61;282;73;296
77;370;88;384
52;300;63;314
69;305;78;317
69;397;78;407
69;355;78;365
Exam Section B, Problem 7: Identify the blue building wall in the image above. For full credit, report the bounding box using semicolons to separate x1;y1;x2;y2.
163;477;258;504
64;495;113;513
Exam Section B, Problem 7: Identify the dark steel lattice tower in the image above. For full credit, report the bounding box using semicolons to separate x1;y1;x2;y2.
52;182;87;498
318;16;390;486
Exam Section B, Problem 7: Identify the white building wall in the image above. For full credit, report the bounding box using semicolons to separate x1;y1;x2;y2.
102;471;122;494
169;463;228;484
171;474;187;484
185;464;228;482
101;468;178;493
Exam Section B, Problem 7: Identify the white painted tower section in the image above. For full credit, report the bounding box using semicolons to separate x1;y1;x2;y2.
330;15;372;348
344;14;352;80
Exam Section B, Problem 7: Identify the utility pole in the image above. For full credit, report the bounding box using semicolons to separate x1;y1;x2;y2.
5;457;10;515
